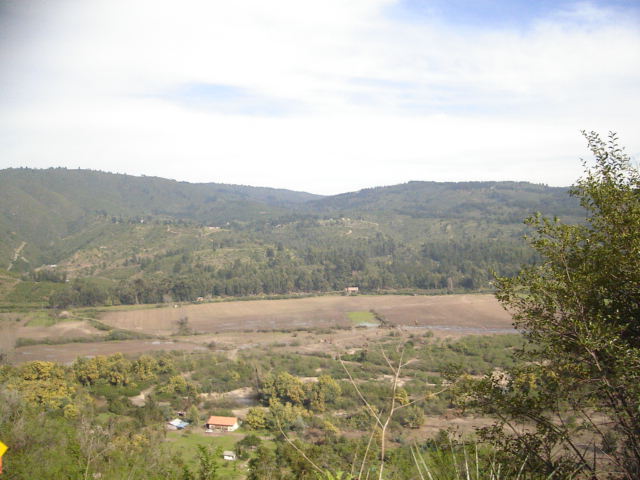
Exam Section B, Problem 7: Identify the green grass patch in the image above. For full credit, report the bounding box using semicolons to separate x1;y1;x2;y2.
100;265;140;281
5;281;67;305
164;430;244;478
14;327;152;347
24;310;62;327
0;303;47;313
347;310;378;325
95;411;119;424
78;304;169;315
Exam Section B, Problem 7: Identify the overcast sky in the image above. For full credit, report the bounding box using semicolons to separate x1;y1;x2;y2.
1;0;638;194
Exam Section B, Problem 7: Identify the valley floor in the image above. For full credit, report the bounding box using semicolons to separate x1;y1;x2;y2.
3;293;515;364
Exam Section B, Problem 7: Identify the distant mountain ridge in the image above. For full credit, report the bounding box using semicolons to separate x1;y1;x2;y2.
0;168;321;266
304;180;579;222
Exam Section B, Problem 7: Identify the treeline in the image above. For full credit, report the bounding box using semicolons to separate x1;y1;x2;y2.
48;233;534;307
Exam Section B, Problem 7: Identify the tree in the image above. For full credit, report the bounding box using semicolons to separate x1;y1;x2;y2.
236;433;262;459
180;445;222;480
247;445;281;480
465;132;640;479
306;374;342;412
245;407;268;430
176;316;193;335
194;444;221;480
132;354;158;382
9;361;77;410
187;405;200;426
397;405;424;429
162;375;199;398
260;372;306;406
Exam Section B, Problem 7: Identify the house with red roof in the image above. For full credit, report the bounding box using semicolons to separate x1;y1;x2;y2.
205;415;239;432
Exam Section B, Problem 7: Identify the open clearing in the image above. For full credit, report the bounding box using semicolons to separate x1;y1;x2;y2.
9;294;517;364
0;313;107;356
14;339;207;364
100;294;513;336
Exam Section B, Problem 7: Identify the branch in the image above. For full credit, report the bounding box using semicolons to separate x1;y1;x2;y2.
276;419;325;475
339;355;383;429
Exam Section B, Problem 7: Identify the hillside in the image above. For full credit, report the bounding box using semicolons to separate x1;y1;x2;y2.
0;168;582;306
304;180;581;222
0;168;320;269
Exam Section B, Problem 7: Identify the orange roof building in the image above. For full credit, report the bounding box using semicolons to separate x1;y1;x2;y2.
205;415;239;432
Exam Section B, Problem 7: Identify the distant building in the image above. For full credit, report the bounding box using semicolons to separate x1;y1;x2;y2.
205;415;239;432
223;451;237;461
167;418;189;430
344;286;359;295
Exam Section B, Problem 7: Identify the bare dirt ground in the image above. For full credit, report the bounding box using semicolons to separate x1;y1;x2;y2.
174;319;513;361
7;241;26;271
409;413;497;438
130;386;155;407
13;339;207;364
200;387;258;407
0;314;21;354
16;320;106;340
7;294;517;364
100;294;513;336
0;314;108;361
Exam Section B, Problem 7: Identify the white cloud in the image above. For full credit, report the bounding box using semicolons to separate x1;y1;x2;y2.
0;0;638;194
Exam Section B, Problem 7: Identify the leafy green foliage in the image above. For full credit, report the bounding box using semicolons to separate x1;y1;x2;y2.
0;375;181;479
462;132;640;479
0;330;537;479
0;168;583;306
247;445;281;480
183;444;222;480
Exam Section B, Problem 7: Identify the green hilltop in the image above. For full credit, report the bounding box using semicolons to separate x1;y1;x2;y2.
0;168;582;306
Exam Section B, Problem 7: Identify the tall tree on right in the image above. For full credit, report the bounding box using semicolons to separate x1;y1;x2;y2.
464;132;640;479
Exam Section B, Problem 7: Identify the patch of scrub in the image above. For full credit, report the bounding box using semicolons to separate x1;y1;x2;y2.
347;311;379;326
25;311;63;327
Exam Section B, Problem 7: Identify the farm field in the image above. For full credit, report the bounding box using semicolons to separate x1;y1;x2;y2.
6;294;517;364
100;293;513;336
0;314;107;354
13;339;207;364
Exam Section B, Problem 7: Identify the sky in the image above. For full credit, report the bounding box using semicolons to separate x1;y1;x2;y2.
0;0;639;195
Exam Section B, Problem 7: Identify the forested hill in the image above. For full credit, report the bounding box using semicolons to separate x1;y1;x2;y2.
0;168;320;267
0;167;319;224
303;180;581;223
0;168;583;306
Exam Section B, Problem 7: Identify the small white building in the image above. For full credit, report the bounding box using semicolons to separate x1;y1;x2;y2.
223;451;236;461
